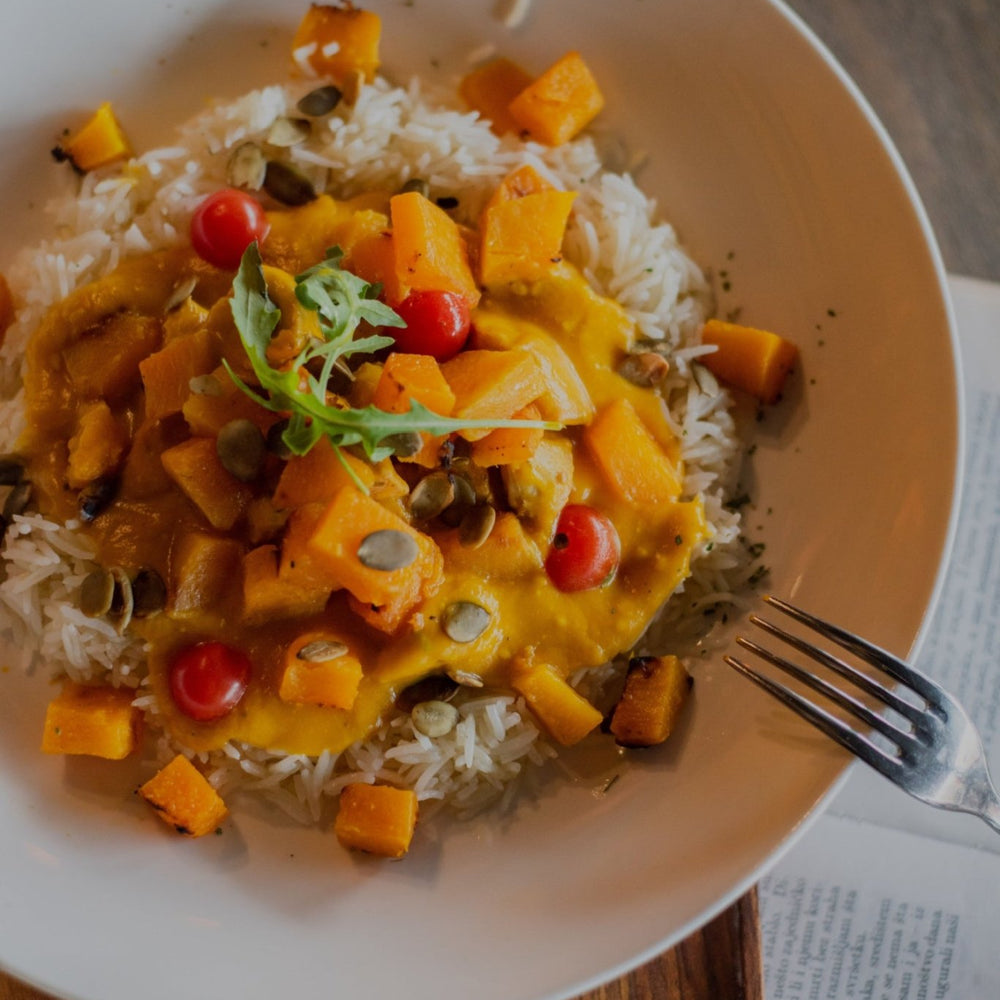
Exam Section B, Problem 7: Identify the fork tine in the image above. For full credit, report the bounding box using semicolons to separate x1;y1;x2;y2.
764;595;940;705
747;614;924;725
724;654;905;776
734;635;923;754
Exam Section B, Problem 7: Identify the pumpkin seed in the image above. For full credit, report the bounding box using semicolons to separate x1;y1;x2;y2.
341;69;364;106
692;361;720;396
409;471;455;520
107;566;134;634
297;638;349;662
441;601;491;643
382;431;423;458
217;419;266;482
263;160;317;206
266;116;312;148
296;85;342;117
617;351;669;387
449;471;477;508
445;666;485;688
227;141;267;190
78;476;117;522
266;419;293;459
79;568;115;618
2;479;31;520
395;674;460;712
189;373;224;397
0;457;23;486
163;276;199;314
357;529;419;571
131;567;167;618
399;177;430;199
458;504;496;549
411;699;459;738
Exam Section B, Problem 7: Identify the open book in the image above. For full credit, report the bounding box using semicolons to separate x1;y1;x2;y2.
759;275;1000;999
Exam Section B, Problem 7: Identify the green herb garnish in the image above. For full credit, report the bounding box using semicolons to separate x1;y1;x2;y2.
225;244;558;484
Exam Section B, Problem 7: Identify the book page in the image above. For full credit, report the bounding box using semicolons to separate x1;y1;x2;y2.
760;276;1000;998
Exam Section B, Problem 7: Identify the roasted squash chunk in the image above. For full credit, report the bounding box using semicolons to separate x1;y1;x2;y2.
700;318;798;404
334;782;418;858
41;681;141;759
160;437;253;531
279;631;363;709
507;51;604;146
139;754;228;837
59;102;131;172
610;655;692;748
459;57;534;136
292;3;382;84
511;661;602;746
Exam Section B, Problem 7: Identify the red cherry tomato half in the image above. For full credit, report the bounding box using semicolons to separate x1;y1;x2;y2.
545;505;621;593
390;290;471;361
190;188;270;270
168;640;252;722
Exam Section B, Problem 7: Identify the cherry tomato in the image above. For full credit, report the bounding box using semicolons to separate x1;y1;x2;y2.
190;188;270;270
168;641;252;722
390;290;471;361
545;504;621;592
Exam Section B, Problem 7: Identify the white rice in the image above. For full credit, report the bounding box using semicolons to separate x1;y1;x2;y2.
0;71;759;827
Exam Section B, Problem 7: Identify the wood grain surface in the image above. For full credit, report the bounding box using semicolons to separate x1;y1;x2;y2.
3;2;996;999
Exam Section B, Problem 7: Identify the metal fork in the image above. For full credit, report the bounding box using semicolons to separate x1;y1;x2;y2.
725;595;1000;835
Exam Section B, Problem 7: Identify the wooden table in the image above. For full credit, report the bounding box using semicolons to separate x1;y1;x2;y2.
3;2;997;999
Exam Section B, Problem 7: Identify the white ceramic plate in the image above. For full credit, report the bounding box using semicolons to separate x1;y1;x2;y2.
0;2;960;999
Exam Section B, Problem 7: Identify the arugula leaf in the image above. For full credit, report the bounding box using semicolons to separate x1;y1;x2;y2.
225;244;558;483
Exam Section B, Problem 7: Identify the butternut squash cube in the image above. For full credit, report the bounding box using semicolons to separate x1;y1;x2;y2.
583;398;682;504
470;404;544;466
140;329;220;422
334;782;418;858
279;631;363;709
161;437;253;531
479;189;578;285
162;296;209;344
610;655;692;748
700;319;798;404
279;502;340;596
345;229;406;306
390;192;480;308
41;682;141;759
273;437;375;510
501;436;574;544
507;51;605;146
62;313;162;403
292;4;382;84
169;531;244;619
61;102;131;172
511;662;602;746
307;486;443;617
441;349;546;441
182;366;275;438
66;401;128;488
459;57;534;136
373;353;456;417
139;754;228;837
242;544;332;624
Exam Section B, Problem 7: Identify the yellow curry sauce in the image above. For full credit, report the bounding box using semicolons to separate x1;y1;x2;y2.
20;192;705;756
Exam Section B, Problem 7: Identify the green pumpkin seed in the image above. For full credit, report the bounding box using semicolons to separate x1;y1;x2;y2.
163;276;199;314
266;116;312;148
189;373;224;397
384;431;423;458
107;566;134;634
409;471;455;520
411;699;459;738
617;351;669;387
263;160;317;206
442;601;491;643
399;177;430;199
131;567;167;618
458;504;496;549
217;419;266;482
445;666;485;688
79;568;115;618
296;85;342;117
357;529;419;571
227;141;267;190
78;477;117;522
297;638;349;662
